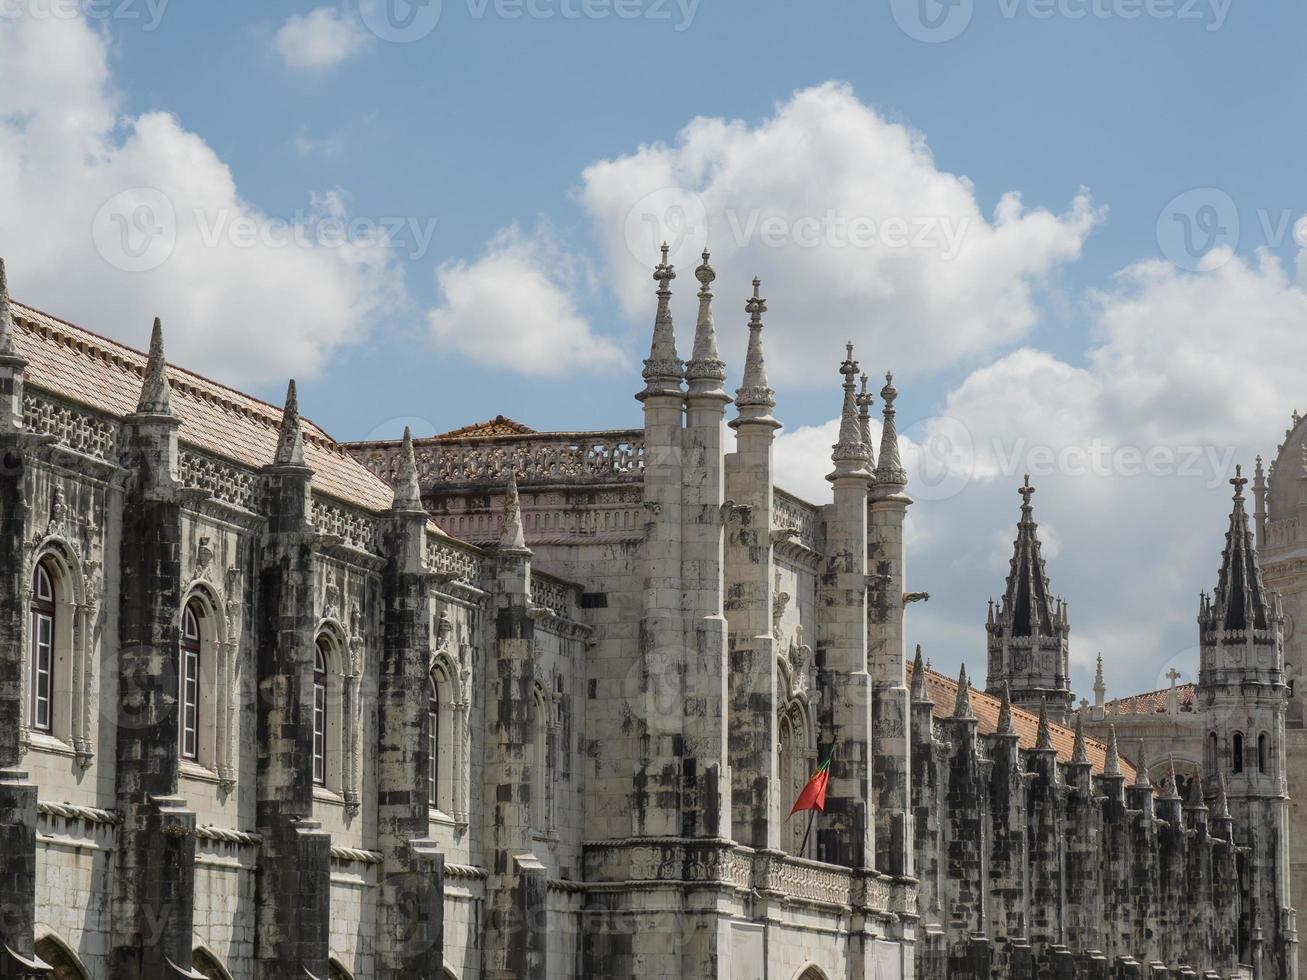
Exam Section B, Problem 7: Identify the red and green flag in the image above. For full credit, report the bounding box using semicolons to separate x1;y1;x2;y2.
788;749;833;819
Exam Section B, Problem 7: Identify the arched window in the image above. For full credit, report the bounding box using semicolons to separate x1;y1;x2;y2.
313;638;329;786
531;684;550;832
428;677;440;806
1207;731;1219;772
1259;733;1269;774
180;601;202;761
1232;731;1245;774
29;561;56;733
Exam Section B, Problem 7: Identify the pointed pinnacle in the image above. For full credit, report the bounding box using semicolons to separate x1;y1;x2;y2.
1162;755;1183;800
857;373;876;466
875;371;907;486
735;278;776;413
1103;726;1122;777
910;644;928;701
1133;740;1151;787
830;344;871;474
135;317;173;415
1035;699;1053;750
274;379;305;467
1071;711;1089;765
1186;766;1208;809
686;249;725;385
0;257;15;355
1214;773;1231;819
996;683;1015;735
952;663;975;720
391;426;422;511
639;243;683;397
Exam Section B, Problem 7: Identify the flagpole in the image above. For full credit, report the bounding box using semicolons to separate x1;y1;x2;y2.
799;807;817;857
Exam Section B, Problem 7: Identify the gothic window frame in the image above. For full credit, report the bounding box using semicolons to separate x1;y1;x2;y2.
530;680;553;834
428;675;440;806
179;600;202;761
1232;731;1245;775
23;546;88;755
312;622;354;799
29;561;56;733
778;689;817;860
313;636;330;787
428;649;466;824
1258;731;1269;774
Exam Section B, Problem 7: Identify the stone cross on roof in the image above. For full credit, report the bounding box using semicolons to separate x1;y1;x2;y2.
1166;668;1183;688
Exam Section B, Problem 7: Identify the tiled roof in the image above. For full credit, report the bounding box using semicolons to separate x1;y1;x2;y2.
11;301;397;513
907;661;1136;782
1100;683;1197;715
437;415;535;438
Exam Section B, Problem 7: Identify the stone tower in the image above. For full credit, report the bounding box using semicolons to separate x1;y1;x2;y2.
985;475;1072;724
1199;465;1297;979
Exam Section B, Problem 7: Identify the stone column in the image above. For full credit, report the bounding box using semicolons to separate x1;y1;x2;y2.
1028;707;1065;965
111;320;200;979
1065;717;1105;960
816;345;875;869
986;689;1029;975
254;382;331;979
939;671;988;971
483;477;546;980
725;279;779;850
0;258;40;979
375;429;444;979
869;371;913;879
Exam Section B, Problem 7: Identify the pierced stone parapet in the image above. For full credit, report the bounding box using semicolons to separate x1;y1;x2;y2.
310;494;380;554
179;448;258;511
424;533;486;588
23;391;118;461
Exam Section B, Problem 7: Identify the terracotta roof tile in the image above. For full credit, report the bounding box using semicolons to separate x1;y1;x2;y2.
907;661;1136;782
1101;683;1197;715
437;415;535;438
11;301;397;513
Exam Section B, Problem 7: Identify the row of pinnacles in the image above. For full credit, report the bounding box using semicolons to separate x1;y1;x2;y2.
913;463;1296;980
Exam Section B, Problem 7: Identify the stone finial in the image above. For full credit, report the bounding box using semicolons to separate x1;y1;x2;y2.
856;373;876;468
875;371;908;487
1035;699;1053;751
638;243;684;399
1071;711;1089;765
391;426;422;511
1185;766;1208;810
501;472;529;553
1133;740;1151;788
1093;653;1106;708
734;277;777;414
273;379;305;467
952;663;975;720
1214;773;1232;819
685;250;726;390
0;257;15;355
1103;726;1122;777
135;317;173;416
911;644;929;701
1161;755;1183;801
996;683;1016;735
829;343;872;479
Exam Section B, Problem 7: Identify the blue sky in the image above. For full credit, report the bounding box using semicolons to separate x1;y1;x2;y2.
3;0;1307;698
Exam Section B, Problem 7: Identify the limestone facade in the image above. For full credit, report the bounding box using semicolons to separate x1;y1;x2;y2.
0;248;1293;980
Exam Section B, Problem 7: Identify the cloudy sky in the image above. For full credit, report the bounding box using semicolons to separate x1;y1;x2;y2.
1;1;1305;698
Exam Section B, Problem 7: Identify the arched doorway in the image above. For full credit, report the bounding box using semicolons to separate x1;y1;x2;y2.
796;967;828;980
33;935;89;980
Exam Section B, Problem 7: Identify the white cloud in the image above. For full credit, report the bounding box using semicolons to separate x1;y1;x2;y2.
428;228;627;377
579;82;1101;384
774;246;1307;699
0;11;400;386
275;6;369;72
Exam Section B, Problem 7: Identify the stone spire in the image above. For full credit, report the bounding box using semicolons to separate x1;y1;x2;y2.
1213;772;1232;820
952;664;975;720
638;243;684;400
911;644;929;701
1093;653;1106;708
874;372;906;487
857;374;876;469
1203;464;1272;634
1161;755;1183;801
685;250;726;393
135;317;173;416
1186;767;1209;810
391;426;422;511
1103;726;1122;777
731;278;778;428
501;471;529;553
1071;711;1089;764
273;380;305;467
996;683;1015;735
1004;476;1060;637
1133;740;1151;788
828;343;872;481
1035;700;1053;750
0;257;16;356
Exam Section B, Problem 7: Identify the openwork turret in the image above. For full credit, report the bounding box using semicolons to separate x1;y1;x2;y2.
985;475;1072;721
